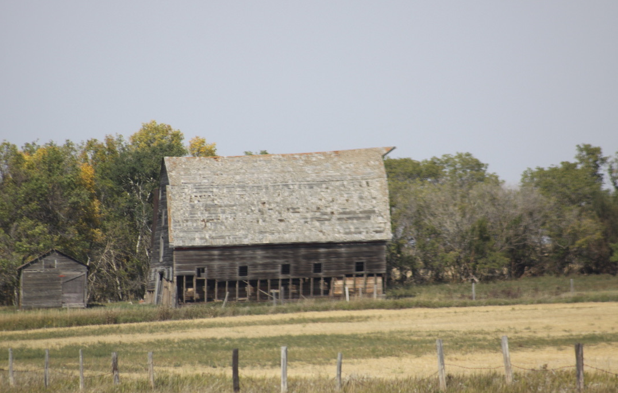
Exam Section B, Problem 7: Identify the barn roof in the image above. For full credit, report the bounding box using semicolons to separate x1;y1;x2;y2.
17;249;88;271
164;147;394;248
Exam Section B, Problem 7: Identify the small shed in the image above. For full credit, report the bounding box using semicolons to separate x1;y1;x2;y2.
18;250;88;309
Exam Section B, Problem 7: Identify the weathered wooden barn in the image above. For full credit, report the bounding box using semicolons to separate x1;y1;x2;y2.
146;147;394;306
18;250;88;308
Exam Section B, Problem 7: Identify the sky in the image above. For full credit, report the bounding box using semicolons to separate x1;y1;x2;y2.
1;1;617;185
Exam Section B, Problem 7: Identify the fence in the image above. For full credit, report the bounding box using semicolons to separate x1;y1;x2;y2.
4;336;618;391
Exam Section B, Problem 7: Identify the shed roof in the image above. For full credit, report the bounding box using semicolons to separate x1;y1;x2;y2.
17;249;88;271
164;147;394;248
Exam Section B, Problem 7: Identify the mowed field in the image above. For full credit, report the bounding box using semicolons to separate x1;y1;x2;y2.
2;301;618;385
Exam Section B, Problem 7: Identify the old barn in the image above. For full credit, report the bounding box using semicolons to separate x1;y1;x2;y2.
146;147;394;306
18;250;88;309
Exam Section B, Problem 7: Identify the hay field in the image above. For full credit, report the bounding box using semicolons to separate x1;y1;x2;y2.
2;301;618;383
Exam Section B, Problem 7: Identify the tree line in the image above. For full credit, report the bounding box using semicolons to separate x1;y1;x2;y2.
386;146;618;284
0;122;616;304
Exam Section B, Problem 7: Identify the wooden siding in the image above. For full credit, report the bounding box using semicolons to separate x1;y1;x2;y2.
19;251;88;308
173;241;386;281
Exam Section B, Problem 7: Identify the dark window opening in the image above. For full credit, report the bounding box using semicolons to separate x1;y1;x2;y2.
355;262;365;272
281;264;291;275
313;263;322;274
196;267;206;278
239;266;248;277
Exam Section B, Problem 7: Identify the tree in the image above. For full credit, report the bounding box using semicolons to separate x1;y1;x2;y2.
189;136;217;157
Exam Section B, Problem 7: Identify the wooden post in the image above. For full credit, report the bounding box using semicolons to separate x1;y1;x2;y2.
571;279;574;294
272;290;277;306
501;336;513;384
257;280;260;302
575;343;584;390
44;349;49;388
148;351;155;388
232;349;240;392
182;276;186;304
205;278;208;303
193;275;197;301
373;274;378;299
437;339;446;391
281;346;288;393
299;279;303;298
345;286;350;302
225;281;229;300
362;273;367;298
281;287;285;305
336;352;343;390
472;282;476;301
289;278;292;300
9;348;14;387
268;279;271;298
236;280;239;301
111;352;119;385
215;280;219;301
222;291;229;308
79;349;84;390
320;277;324;296
310;278;314;297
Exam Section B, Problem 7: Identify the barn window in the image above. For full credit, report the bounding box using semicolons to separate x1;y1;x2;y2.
313;263;322;274
281;264;291;275
355;262;365;272
238;266;248;277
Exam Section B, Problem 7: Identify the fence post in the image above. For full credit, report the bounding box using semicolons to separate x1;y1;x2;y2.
345;286;350;302
281;287;285;305
336;352;343;390
281;346;288;393
571;279;574;294
9;348;14;387
111;352;119;385
79;349;84;390
148;352;155;388
232;349;240;392
472;282;476;301
222;291;229;308
373;283;377;299
437;339;446;391
44;349;49;388
575;343;584;390
501;336;513;384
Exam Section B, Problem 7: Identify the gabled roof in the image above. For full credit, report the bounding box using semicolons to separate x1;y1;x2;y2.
164;147;394;248
17;249;88;271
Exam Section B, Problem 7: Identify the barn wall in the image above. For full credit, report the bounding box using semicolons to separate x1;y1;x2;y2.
173;241;386;281
20;251;88;308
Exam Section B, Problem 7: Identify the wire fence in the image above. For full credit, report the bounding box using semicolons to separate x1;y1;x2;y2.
3;337;618;391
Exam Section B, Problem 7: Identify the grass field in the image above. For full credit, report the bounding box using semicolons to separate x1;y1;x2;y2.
1;275;618;392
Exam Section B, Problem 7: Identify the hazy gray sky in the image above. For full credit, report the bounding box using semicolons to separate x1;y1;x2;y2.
1;1;617;185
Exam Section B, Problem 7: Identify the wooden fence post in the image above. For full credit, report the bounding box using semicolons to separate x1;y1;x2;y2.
373;283;377;299
281;346;288;393
9;348;14;387
571;279;574;294
148;352;155;388
345;286;350;302
232;349;240;392
575;343;584;390
501;336;513;384
79;349;84;390
281;287;285;305
111;352;119;385
44;349;49;388
472;283;476;301
336;352;343;390
436;339;446;391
